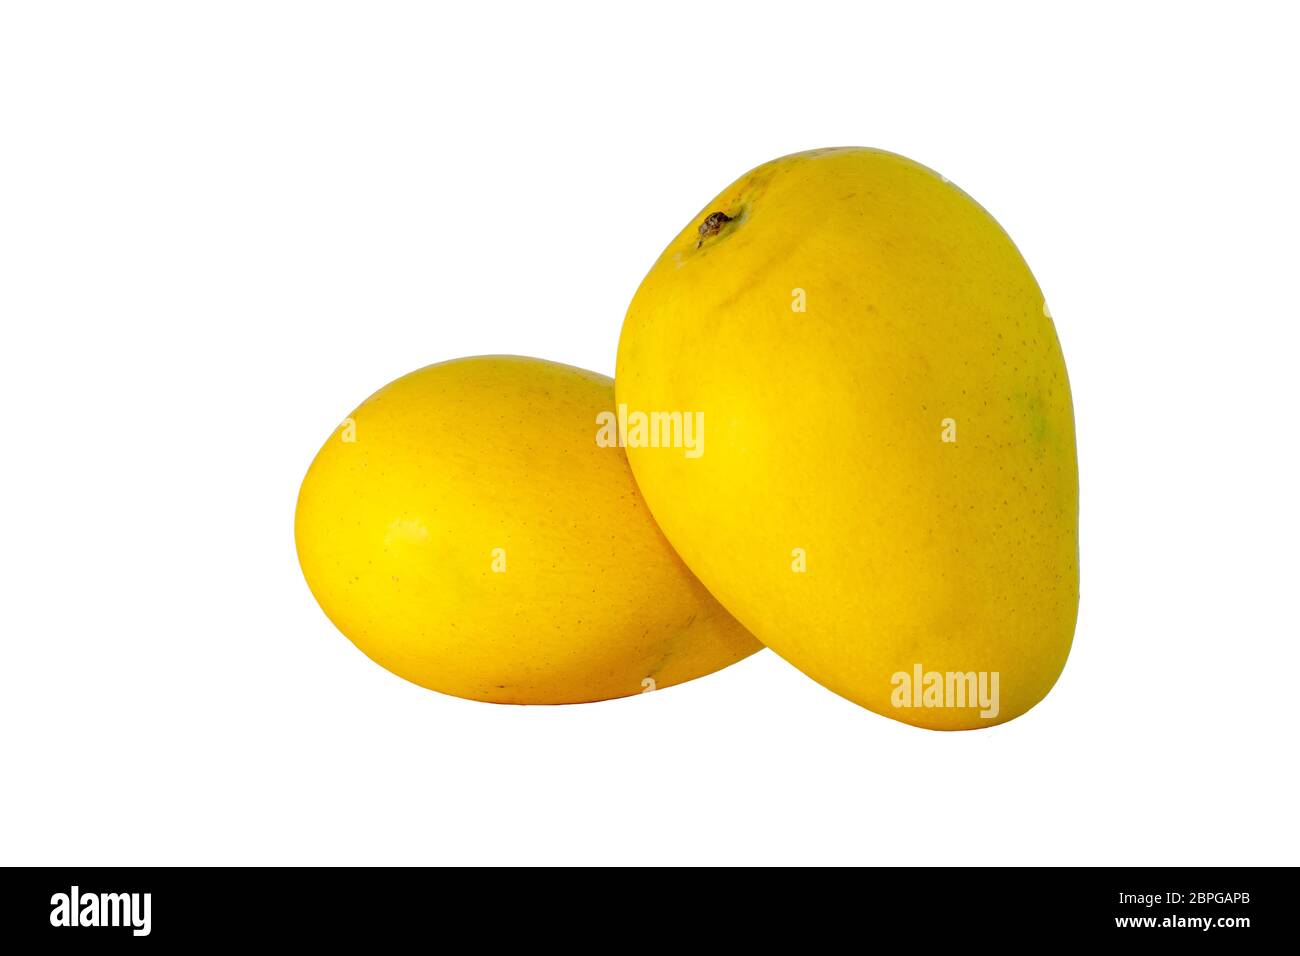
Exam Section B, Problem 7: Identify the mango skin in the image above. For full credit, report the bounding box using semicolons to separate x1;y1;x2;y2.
615;148;1078;729
295;356;760;704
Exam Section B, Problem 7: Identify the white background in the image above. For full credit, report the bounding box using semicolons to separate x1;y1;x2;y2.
2;2;1296;866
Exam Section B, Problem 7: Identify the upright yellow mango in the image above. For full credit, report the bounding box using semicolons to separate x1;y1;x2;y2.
616;148;1078;729
295;356;759;703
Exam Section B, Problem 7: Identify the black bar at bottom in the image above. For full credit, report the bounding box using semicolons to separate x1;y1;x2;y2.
0;866;1290;944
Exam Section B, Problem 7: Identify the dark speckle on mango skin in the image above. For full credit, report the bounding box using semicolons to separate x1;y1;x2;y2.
696;210;737;248
699;211;733;239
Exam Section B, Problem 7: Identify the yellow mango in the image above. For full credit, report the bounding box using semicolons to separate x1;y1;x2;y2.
616;148;1078;729
295;356;760;703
